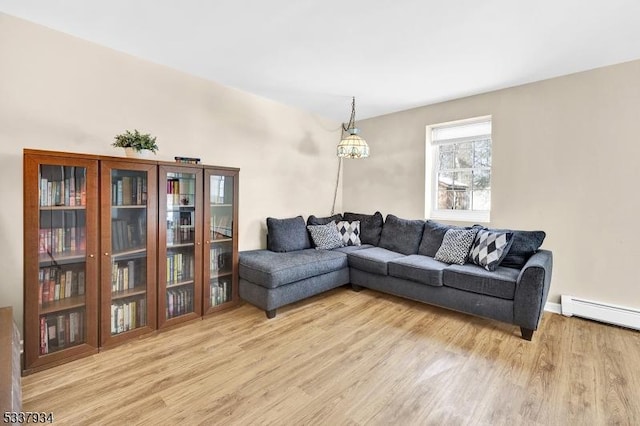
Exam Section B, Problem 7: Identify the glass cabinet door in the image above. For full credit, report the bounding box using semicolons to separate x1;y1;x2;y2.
158;166;202;327
23;153;99;372
204;169;238;314
100;161;157;346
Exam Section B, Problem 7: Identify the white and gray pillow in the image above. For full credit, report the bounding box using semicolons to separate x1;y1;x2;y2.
434;228;479;265
306;222;344;250
336;220;361;246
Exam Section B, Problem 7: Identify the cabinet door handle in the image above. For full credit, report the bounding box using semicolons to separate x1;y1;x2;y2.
89;254;95;258
104;252;109;256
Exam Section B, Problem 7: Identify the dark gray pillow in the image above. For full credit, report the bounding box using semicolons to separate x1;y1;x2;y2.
492;229;546;269
343;211;384;245
378;214;425;255
418;220;460;257
266;216;311;252
307;214;343;226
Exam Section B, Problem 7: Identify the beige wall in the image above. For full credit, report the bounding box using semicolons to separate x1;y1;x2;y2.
344;59;640;309
0;14;342;330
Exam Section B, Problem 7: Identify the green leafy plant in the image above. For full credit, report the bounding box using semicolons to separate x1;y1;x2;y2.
112;129;159;153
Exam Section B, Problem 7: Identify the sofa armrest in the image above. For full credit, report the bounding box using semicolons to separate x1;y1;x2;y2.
513;249;553;330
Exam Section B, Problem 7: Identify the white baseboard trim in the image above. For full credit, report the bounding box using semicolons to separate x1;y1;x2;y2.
544;302;562;314
560;295;640;331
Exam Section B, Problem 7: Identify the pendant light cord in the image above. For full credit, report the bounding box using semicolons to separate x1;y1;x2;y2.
330;156;343;215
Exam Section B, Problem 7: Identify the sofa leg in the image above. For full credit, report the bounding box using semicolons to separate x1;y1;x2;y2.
351;284;363;292
265;309;276;319
520;327;534;341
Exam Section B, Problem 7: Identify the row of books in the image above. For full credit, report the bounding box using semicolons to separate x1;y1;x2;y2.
111;260;138;292
112;176;147;206
111;218;146;253
167;177;195;206
39;166;87;207
210;215;232;239
39;311;84;354
111;298;147;335
167;211;195;245
210;248;232;274
166;288;194;319
211;279;232;306
167;251;195;284
38;226;86;257
39;267;85;304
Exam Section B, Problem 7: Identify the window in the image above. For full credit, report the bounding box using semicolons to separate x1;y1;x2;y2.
426;116;492;222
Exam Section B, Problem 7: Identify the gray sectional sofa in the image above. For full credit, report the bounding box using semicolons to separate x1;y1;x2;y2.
239;212;552;340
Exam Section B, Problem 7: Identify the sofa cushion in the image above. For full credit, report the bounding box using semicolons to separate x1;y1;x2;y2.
267;216;312;252
443;263;520;300
378;214;425;255
434;228;479;265
388;255;448;287
307;214;343;226
307;223;344;250
239;249;348;289
469;229;514;271
343;211;384;246
336;220;361;246
347;247;405;276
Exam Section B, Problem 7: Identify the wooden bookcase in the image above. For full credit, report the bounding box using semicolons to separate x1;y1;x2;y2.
158;164;203;328
203;167;239;315
23;149;239;373
99;159;158;347
23;151;100;374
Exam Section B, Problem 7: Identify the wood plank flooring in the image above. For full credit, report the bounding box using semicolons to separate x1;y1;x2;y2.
22;287;640;425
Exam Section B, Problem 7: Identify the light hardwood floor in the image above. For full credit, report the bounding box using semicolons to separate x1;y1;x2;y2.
22;288;640;425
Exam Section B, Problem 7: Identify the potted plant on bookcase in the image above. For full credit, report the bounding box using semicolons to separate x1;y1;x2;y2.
112;129;159;158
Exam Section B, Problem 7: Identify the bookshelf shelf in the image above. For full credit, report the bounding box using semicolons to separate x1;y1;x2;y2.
211;237;233;243
40;297;86;315
111;204;147;209
111;286;148;300
211;203;233;207
166;280;194;289
38;252;86;266
40;205;86;211
111;247;147;260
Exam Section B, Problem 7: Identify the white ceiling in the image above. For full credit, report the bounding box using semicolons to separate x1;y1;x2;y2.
2;0;640;121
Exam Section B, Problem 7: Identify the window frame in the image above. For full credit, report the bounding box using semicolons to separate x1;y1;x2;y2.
425;116;492;223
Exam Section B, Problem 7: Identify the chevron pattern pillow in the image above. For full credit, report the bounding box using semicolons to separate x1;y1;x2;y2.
434;228;479;265
469;229;514;271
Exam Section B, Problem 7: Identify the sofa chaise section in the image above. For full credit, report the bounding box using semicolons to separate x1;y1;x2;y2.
239;248;350;318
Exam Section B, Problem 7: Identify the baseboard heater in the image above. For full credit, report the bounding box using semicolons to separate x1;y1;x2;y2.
561;295;640;331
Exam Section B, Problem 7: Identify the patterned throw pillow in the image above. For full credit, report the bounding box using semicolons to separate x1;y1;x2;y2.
434;228;479;265
469;229;514;271
336;220;361;246
306;223;344;250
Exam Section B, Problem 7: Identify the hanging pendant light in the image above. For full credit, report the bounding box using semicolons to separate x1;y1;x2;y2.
337;97;369;159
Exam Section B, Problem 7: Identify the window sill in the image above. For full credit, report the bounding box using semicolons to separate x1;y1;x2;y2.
429;209;490;224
